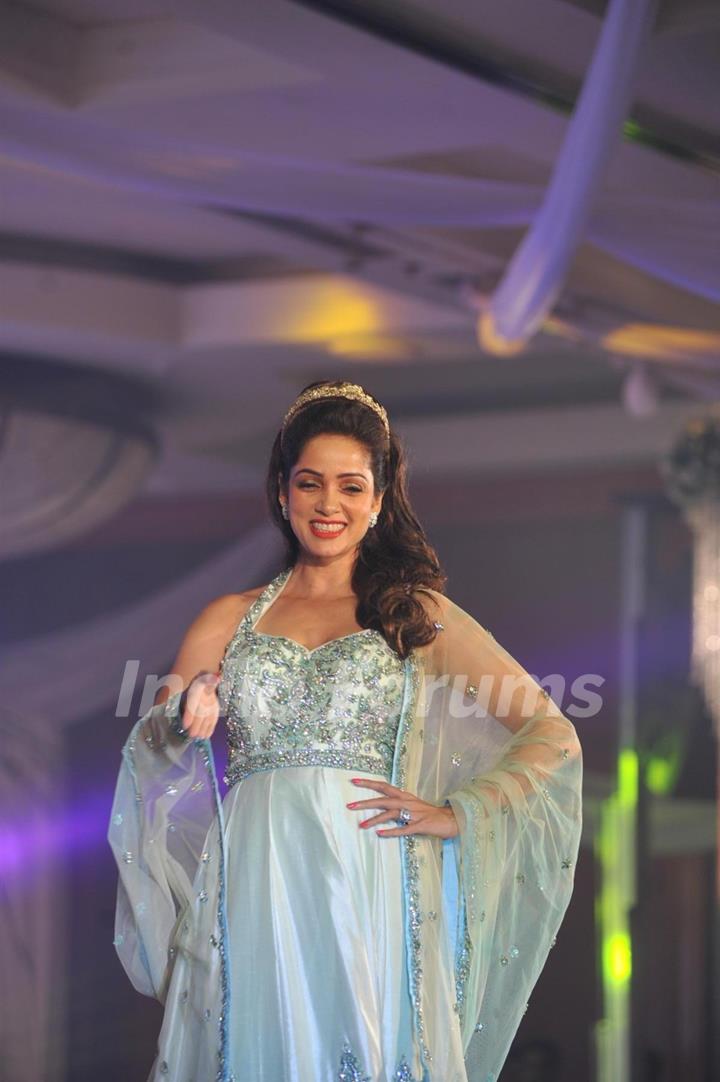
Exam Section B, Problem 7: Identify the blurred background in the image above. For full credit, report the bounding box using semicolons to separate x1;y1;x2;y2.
0;1;718;1079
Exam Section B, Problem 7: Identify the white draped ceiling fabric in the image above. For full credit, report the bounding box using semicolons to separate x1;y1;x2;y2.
484;0;659;348
1;110;715;303
0;0;715;321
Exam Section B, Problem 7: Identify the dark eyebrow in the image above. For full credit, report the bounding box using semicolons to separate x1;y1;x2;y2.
294;468;368;480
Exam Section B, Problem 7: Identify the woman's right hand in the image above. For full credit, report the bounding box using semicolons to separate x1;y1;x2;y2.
179;671;222;740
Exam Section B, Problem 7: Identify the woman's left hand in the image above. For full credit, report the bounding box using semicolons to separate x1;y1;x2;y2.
346;778;459;839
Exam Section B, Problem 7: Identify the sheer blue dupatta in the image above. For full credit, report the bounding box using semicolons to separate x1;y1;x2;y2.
404;592;583;1082
107;689;232;1077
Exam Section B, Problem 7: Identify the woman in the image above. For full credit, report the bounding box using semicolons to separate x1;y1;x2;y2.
108;380;583;1082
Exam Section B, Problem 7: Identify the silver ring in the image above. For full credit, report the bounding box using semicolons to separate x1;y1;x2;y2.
396;807;413;826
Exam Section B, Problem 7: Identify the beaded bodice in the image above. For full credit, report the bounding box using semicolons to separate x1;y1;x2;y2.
218;569;407;788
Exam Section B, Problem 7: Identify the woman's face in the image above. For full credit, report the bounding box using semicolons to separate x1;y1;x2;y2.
280;433;382;560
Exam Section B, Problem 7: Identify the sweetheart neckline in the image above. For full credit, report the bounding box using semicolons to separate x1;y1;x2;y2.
246;626;382;656
244;568;389;657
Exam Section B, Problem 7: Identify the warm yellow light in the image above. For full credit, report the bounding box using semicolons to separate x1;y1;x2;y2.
477;310;528;357
326;335;418;362
288;282;382;342
603;324;720;363
541;316;582;341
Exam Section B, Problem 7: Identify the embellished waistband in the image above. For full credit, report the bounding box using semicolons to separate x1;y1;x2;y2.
223;748;392;788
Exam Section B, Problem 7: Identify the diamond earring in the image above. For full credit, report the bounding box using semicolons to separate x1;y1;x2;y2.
280;502;289;520
368;511;378;528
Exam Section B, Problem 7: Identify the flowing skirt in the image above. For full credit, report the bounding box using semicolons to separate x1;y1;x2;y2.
148;767;437;1082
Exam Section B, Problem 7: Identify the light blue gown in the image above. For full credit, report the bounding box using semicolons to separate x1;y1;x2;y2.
110;569;454;1081
109;568;583;1082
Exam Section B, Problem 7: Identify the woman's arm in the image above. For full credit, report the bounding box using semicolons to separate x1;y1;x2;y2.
411;588;583;1060
147;592;258;742
415;588;582;812
153;592;252;707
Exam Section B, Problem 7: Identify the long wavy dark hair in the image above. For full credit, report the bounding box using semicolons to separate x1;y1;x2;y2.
266;380;446;658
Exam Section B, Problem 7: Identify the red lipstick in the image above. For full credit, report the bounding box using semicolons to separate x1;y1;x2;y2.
309;521;347;539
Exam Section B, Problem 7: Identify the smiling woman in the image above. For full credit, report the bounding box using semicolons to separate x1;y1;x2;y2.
263;381;448;662
283;436;380;552
108;379;583;1082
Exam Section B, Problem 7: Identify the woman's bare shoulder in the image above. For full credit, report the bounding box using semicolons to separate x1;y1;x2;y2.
157;585;274;703
194;583;269;633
